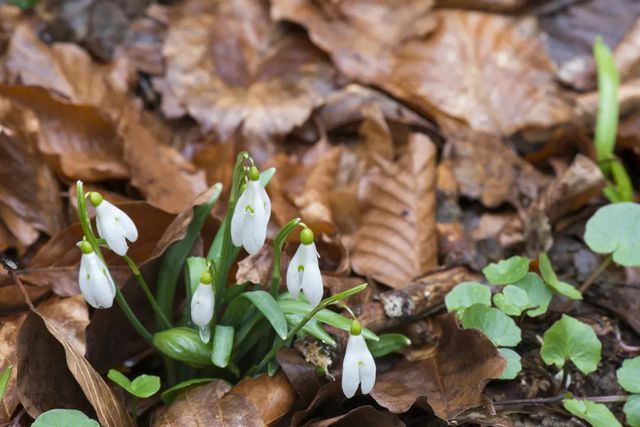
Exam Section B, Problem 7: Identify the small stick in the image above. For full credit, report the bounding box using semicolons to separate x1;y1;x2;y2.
493;394;629;406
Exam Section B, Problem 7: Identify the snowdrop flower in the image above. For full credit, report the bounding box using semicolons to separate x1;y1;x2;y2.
78;241;116;309
191;271;215;343
342;319;376;398
286;228;323;306
89;192;138;256
231;166;271;255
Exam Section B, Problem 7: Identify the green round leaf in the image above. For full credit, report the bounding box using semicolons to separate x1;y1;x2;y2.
33;409;99;427
539;253;582;300
584;203;640;267
482;256;530;285
562;399;622;427
511;272;553;317
499;348;522;380
617;356;640;393
624;395;640;427
540;315;602;374
493;285;529;316
445;282;491;312
130;374;161;398
461;304;521;347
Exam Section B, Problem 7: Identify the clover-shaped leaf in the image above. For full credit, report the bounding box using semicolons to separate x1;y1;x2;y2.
482;256;530;285
584;203;640;267
461;304;521;347
499;348;522;380
624;395;640;427
617;357;640;393
33;409;99;427
539;253;582;300
563;399;622;427
540;315;602;374
445;281;491;313
513;272;553;317
108;369;161;398
493;285;529;316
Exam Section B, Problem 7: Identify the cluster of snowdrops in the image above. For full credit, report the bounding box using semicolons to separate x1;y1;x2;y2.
75;152;382;398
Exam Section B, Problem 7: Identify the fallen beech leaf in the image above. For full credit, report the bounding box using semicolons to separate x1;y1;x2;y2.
0;314;25;422
123;5;170;76
0;100;65;246
350;134;438;288
235;245;275;286
37;296;89;354
278;6;572;135
308;405;405;427
0;85;128;181
119;106;207;214
231;372;296;424
276;348;324;408
17;307;134;427
443;130;550;209
153;381;265;427
371;313;505;421
159;0;336;140
436;0;527;13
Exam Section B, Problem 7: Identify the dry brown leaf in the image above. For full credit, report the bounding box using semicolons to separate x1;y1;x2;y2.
272;0;436;82
153;381;265;427
277;6;572;135
17;307;134;426
308;405;405;427
350;134;438;288
235;244;274;286
0;314;25;422
443;130;550;209
371;313;505;421
119;105;207;214
436;0;528;12
158;0;336;140
123;4;169;76
231;372;296;424
0;85;129;181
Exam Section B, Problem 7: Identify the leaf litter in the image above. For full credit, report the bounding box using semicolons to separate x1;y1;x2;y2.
0;0;639;426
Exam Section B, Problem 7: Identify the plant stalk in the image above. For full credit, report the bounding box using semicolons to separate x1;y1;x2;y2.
123;255;171;329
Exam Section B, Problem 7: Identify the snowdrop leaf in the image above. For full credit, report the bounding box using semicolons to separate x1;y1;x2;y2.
584;203;640;266
539;253;582;300
0;365;11;401
461;305;521;347
540;315;601;374
445;282;491;313
368;333;411;358
624;395;640;427
499;348;522;380
152;327;211;367
562;399;622;427
211;325;235;368
33;409;99;427
285;314;336;346
616;356;640;393
482;256;529;285
241;291;288;340
493;285;529;316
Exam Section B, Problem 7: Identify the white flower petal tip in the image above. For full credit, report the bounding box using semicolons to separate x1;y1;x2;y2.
286;242;323;307
78;252;116;309
191;282;215;328
231;180;271;255
341;333;376;398
95;200;138;256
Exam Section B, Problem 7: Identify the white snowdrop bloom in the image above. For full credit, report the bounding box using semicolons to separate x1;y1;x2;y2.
231;167;271;255
191;271;215;343
78;241;116;309
342;321;376;398
90;192;138;256
286;228;323;306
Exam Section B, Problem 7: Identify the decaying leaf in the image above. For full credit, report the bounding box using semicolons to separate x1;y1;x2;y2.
153;381;265;427
371;313;505;421
158;0;336;140
350;133;438;288
231;372;296;424
308;405;405;427
0;314;25;422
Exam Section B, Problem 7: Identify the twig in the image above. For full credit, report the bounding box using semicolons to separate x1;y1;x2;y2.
493;394;629;406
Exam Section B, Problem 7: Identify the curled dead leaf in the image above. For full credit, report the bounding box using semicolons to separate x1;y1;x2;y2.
350;134;438;288
231;372;296;424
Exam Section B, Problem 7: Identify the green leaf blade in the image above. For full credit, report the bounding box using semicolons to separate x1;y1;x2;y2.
33;409;100;427
499;348;522;380
540;315;602;374
212;325;235;368
152;327;211;367
368;333;411;358
539;253;582;300
584;203;640;267
482;256;529;285
563;399;622;427
242;291;288;339
130;375;161;398
0;365;12;401
461;305;521;347
445;281;491;312
624;395;640;427
616;356;640;393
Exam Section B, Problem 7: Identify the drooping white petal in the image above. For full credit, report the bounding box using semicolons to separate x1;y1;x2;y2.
286;244;305;298
231;187;251;247
99;215;129;256
191;283;215;327
301;243;323;306
258;185;271;227
242;181;267;255
103;201;138;242
358;341;377;394
342;333;362;398
79;253;116;309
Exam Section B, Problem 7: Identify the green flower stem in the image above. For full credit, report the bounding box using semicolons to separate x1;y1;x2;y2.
122;255;171;329
270;218;302;297
578;254;613;295
211;152;249;318
76;181;153;345
251;283;368;374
